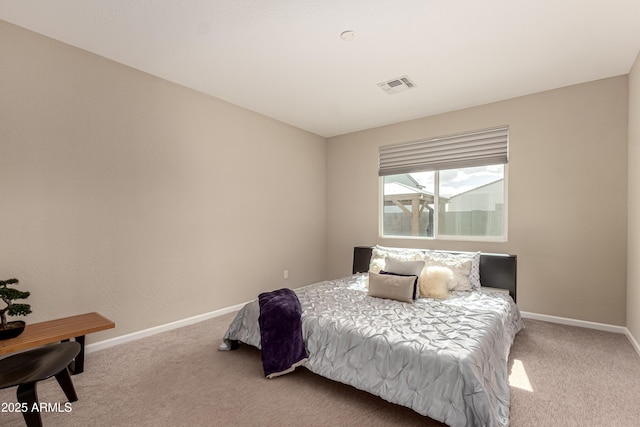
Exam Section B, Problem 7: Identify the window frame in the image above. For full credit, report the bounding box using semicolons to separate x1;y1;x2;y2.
379;164;508;243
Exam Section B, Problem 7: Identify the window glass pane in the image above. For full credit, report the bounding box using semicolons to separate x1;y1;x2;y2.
383;172;435;237
437;165;505;237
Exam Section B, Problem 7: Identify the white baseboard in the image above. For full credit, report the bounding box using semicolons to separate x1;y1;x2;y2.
520;311;640;358
520;311;627;334
85;305;640;359
85;302;246;354
626;328;640;357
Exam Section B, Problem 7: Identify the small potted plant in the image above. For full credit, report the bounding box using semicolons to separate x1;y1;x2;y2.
0;278;32;340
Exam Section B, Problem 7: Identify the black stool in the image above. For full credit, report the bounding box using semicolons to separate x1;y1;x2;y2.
0;341;81;427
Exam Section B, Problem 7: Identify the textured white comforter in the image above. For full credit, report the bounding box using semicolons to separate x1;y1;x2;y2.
223;274;523;426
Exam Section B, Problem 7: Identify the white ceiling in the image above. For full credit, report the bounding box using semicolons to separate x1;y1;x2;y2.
1;0;639;137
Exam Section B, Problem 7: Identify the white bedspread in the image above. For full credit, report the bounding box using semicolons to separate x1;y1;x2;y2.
223;274;523;426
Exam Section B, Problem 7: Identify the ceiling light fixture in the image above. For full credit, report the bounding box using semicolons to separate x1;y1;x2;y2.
340;30;356;41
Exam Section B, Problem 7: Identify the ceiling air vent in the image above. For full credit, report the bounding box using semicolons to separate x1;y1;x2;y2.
377;75;417;94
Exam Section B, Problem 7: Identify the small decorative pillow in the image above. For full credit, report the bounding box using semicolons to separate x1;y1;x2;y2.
419;266;453;299
368;271;416;303
384;257;425;276
383;257;425;300
380;270;419;300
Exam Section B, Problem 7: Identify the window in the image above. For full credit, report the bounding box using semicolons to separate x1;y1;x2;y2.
380;126;508;241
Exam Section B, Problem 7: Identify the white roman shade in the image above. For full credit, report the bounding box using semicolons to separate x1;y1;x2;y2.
379;125;509;176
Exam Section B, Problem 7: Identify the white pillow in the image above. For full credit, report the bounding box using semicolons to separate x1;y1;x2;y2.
384;257;425;276
469;251;481;290
419;251;474;291
368;246;480;291
368;272;416;303
368;245;421;273
419;266;453;299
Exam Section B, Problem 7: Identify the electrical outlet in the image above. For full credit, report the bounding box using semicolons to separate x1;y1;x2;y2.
283;270;289;279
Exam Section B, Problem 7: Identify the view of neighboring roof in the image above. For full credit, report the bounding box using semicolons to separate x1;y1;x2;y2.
383;181;431;197
448;178;504;199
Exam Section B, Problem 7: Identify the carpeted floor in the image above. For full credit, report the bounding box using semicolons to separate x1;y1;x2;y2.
1;314;639;426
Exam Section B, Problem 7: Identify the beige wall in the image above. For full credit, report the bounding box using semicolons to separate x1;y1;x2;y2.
327;77;629;325
0;21;327;341
628;51;640;340
1;19;634;341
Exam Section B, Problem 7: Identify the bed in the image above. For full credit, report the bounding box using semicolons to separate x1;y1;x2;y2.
221;246;523;427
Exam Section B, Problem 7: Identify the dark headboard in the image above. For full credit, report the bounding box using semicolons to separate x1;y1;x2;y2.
352;246;517;302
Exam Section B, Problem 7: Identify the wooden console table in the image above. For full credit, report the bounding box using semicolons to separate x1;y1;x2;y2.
0;312;115;374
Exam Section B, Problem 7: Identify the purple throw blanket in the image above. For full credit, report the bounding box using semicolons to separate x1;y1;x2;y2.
258;288;308;378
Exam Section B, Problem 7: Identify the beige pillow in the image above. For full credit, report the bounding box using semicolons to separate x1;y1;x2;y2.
368;271;416;303
419;266;453;299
